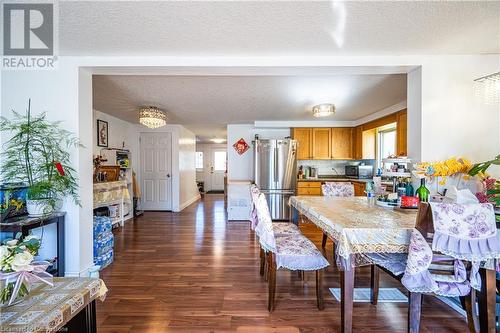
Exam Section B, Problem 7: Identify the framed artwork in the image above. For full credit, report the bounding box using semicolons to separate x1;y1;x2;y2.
97;119;109;147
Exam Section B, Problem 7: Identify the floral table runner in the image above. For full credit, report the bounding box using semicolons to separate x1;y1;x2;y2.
290;196;417;263
0;277;107;333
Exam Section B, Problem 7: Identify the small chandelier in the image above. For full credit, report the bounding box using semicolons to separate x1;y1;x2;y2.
139;106;167;128
474;72;500;105
312;103;335;117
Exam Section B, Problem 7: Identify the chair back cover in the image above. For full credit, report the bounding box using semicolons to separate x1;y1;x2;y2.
249;184;260;231
254;193;276;252
321;182;355;197
402;202;499;296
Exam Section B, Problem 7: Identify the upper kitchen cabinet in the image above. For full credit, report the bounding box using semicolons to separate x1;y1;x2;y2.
353;126;363;160
292;128;313;160
331;127;353;159
396;110;407;156
312;128;331;159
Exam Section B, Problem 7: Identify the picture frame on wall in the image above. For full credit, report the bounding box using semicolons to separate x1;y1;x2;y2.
97;119;109;147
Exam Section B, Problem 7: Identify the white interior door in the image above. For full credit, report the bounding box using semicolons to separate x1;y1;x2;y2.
208;148;226;191
140;132;172;210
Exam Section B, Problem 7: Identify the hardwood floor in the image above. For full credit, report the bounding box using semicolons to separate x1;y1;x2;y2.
97;194;469;332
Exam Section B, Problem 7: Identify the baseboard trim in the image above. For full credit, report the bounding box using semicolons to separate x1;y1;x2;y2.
179;194;201;211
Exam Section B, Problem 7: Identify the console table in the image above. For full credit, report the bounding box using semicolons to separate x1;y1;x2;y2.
0;277;107;333
0;212;65;277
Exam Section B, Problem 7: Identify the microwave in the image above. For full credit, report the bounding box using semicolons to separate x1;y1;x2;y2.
345;165;373;179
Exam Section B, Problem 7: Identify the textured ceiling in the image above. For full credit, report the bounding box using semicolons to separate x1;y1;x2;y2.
60;1;499;56
92;74;406;142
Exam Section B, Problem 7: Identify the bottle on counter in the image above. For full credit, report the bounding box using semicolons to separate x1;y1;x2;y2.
405;178;414;196
297;166;303;179
415;178;430;202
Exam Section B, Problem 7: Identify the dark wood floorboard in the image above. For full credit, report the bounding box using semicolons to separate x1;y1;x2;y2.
97;194;468;332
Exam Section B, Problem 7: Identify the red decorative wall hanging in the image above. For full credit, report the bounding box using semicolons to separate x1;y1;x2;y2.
233;138;249;155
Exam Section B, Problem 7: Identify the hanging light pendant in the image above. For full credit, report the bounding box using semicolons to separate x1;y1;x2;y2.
473;72;500;105
312;103;335;117
139;106;167;128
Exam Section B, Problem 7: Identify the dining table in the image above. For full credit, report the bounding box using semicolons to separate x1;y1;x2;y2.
289;195;497;333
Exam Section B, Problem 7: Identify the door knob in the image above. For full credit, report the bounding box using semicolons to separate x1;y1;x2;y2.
166;174;171;178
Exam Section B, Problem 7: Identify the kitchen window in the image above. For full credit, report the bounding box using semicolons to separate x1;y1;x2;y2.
377;124;397;168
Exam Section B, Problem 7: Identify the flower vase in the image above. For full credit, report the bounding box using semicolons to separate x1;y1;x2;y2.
0;278;31;307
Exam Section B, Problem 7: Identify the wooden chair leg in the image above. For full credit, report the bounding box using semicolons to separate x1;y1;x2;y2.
332;242;337;267
316;269;324;310
370;265;379;305
259;248;265;276
321;233;328;248
268;252;276;312
408;292;422;333
461;289;479;333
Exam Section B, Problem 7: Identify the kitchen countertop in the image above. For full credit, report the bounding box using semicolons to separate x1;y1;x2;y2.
297;178;372;183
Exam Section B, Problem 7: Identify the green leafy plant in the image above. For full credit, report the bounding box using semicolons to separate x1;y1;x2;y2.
0;100;82;208
468;155;500;208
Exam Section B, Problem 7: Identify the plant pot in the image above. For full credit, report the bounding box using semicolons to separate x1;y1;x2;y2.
26;199;54;217
0;278;31;307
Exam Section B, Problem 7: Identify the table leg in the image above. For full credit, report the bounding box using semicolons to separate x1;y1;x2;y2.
65;300;96;333
340;267;354;333
477;268;496;333
408;292;422;333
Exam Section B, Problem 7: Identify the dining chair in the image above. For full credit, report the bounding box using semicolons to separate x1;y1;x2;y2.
320;182;355;256
254;193;330;312
250;184;301;278
369;202;500;333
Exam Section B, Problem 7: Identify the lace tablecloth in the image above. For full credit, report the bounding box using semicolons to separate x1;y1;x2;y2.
93;180;131;207
290;196;417;265
0;277;107;333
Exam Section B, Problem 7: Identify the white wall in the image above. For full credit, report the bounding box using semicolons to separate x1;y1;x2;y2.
1;61;90;276
2;54;498;275
227;124;291;181
178;127;201;210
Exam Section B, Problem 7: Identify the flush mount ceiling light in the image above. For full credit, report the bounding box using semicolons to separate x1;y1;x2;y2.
474;72;500;105
211;138;226;144
139;106;167;128
312;103;335;117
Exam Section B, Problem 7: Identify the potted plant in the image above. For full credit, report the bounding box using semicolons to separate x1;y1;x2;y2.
0;100;81;216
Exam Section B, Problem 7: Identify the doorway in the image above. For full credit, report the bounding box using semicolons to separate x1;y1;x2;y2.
206;147;227;193
140;132;173;210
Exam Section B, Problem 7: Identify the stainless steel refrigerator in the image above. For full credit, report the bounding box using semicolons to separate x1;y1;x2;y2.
254;139;297;220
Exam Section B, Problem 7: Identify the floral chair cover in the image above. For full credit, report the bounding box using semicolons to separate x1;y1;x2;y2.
254;193;277;252
401;202;500;296
321;182;355;197
251;185;299;237
255;193;329;271
250;184;261;231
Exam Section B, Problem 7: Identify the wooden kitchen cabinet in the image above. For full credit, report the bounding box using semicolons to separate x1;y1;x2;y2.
312;128;331;159
297;181;322;195
352;181;366;196
292;128;313;160
396;110;407;156
353;126;363;160
331;127;353;159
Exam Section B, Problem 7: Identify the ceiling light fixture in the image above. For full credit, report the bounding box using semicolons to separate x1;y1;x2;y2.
211;138;226;144
139;106;167;129
473;72;500;105
312;103;335;117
